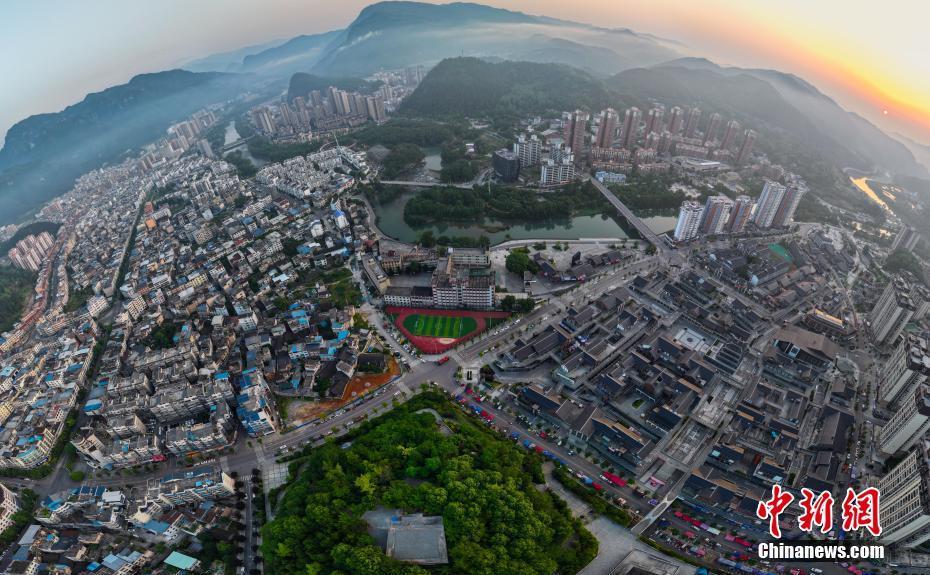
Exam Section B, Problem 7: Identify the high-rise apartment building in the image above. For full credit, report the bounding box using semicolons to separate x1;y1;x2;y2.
880;385;930;456
595;108;618;148
879;443;930;548
699;195;734;235
7;231;55;272
365;96;387;123
645;106;665;135
668;106;684;135
250;107;276;135
881;334;930;409
752;180;787;228
540;155;576;186
683;107;701;138
513;134;542;167
673;201;704;242
704;112;722;144
892;225;921;253
736;129;756;165
726;195;754;234
770;183;806;227
562;111;589;164
870;276;918;346
720;120;740;150
620;107;642;150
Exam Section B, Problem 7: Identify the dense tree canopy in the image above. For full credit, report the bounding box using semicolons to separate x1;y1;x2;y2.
0;265;37;333
404;183;609;227
884;248;924;281
381;144;426;179
353;118;474;148
399;58;613;123
505;249;540;276
261;393;596;575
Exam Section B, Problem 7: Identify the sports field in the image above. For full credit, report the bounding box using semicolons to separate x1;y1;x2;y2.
403;313;478;338
386;306;513;354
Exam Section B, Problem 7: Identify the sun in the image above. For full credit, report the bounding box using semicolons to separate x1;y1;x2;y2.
882;109;889;115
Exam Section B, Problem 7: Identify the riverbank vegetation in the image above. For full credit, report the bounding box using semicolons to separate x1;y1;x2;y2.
608;173;699;211
381;144;425;179
224;150;258;178
417;231;491;249
261;391;597;575
404;182;609;227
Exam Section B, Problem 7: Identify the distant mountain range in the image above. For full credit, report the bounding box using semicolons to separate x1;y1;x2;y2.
0;70;254;224
642;58;925;177
187;1;680;78
0;0;925;226
181;38;287;73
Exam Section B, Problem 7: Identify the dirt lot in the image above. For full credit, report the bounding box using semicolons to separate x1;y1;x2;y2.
286;358;401;426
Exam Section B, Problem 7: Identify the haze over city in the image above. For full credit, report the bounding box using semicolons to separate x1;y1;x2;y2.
3;0;929;145
2;2;930;574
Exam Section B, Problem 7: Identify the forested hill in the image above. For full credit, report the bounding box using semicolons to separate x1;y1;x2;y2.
0;70;254;225
398;57;616;121
261;392;597;575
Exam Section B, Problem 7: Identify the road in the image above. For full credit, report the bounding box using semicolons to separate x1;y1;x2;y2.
379;180;473;189
587;177;675;262
243;477;255;573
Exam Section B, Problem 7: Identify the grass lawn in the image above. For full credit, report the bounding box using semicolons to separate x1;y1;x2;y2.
402;313;479;338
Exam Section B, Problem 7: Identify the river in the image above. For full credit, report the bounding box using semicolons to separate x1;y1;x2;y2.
222;120;265;167
423;147;442;172
370;191;677;244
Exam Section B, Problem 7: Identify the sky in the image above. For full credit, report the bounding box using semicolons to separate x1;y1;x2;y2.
2;0;929;147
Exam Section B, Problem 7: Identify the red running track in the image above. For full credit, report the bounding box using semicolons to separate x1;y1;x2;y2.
385;306;511;355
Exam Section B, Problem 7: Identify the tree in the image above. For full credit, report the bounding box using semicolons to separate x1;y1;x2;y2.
260;392;595;575
505;249;539;275
381;144;425;179
282;238;301;257
500;295;517;311
418;230;436;248
69;471;85;482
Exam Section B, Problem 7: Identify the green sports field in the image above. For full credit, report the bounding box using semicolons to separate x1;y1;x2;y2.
402;314;478;338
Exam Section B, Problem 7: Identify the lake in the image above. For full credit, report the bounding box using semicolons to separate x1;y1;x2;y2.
370;191;677;245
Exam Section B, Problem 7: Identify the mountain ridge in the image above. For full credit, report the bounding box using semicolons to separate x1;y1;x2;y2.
0;69;255;225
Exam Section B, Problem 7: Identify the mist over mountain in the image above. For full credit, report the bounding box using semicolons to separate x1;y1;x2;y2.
0;70;252;225
608;61;927;178
399;57;614;119
239;30;344;75
654;58;926;178
1;0;924;227
187;2;678;79
182;38;287;72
